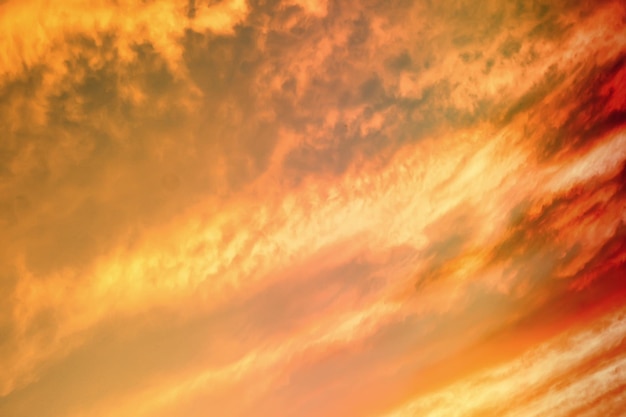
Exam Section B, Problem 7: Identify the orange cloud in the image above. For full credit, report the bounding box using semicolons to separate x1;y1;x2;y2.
1;0;626;415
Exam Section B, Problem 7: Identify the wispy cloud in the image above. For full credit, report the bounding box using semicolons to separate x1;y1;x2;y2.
1;0;625;415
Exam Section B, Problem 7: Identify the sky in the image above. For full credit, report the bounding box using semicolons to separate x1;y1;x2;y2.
0;0;626;416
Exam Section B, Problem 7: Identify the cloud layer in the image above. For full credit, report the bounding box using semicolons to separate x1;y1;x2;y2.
1;0;625;415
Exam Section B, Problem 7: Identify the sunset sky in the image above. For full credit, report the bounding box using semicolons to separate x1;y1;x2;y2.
1;0;626;416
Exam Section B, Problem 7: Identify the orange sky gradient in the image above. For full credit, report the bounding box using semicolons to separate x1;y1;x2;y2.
1;0;626;416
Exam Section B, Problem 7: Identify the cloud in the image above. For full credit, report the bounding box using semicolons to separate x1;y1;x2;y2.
1;0;626;415
381;309;626;417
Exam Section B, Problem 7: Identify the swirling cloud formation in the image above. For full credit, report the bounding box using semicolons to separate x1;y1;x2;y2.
1;0;625;416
